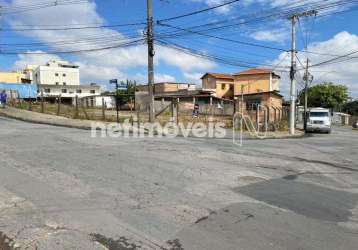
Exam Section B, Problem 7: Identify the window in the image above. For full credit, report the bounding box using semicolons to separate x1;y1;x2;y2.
221;84;226;90
310;112;329;117
63;82;67;86
55;73;59;77
44;89;51;93
246;99;261;111
62;89;67;93
55;82;59;85
230;84;234;91
63;73;66;77
76;89;82;94
90;90;96;94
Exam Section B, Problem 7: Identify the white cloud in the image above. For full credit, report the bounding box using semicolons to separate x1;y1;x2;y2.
155;73;177;82
183;72;203;84
6;0;215;84
270;31;358;98
131;73;176;84
157;45;216;72
250;29;288;43
13;52;62;70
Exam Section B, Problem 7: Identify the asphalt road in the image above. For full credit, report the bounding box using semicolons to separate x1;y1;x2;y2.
0;117;358;249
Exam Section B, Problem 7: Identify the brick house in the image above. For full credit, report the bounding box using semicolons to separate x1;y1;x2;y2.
201;73;234;99
201;69;284;122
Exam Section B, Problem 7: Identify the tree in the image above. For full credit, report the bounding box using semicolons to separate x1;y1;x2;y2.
116;80;137;104
299;82;349;111
343;100;358;116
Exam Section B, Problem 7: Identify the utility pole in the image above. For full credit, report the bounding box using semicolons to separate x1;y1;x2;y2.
289;15;297;135
288;10;317;135
303;58;313;132
147;0;155;123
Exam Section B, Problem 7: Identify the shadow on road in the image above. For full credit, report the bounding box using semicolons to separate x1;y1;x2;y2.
236;178;358;222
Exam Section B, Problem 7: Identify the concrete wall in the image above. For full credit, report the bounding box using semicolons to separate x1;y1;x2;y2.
137;83;196;93
202;76;234;98
234;74;280;95
38;85;100;99
0;72;25;83
136;92;235;116
34;65;80;86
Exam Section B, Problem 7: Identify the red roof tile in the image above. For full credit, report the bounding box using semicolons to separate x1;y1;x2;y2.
201;73;234;80
234;68;273;76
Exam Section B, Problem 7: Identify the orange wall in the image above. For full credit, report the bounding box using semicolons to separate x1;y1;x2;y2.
234;74;280;96
234;74;270;95
0;72;24;83
202;76;234;98
215;81;234;98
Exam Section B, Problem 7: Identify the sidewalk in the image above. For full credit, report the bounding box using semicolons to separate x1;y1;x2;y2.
0;107;97;130
0;107;305;140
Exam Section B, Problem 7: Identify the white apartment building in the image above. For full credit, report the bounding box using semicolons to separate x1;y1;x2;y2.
40;84;101;99
25;60;102;104
32;60;80;86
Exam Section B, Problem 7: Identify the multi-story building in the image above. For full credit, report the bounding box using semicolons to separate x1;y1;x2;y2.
201;73;234;99
233;68;280;95
201;68;284;122
25;60;101;104
32;60;80;86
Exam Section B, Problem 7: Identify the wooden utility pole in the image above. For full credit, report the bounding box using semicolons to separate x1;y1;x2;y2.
74;95;79;119
57;95;61;116
102;97;106;121
40;89;44;113
147;0;155;123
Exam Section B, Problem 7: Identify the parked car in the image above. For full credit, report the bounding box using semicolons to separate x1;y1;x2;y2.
306;108;332;133
353;121;358;128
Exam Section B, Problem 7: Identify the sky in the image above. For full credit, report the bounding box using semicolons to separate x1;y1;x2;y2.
0;0;357;98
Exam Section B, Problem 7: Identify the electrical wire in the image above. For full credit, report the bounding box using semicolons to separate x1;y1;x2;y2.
157;22;287;52
1;22;146;32
0;38;145;55
158;0;241;22
1;0;90;15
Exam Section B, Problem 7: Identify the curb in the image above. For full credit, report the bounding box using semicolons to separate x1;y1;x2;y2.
0;109;93;130
0;108;306;140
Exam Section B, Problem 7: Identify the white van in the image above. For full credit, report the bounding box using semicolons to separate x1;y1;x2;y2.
306;108;332;133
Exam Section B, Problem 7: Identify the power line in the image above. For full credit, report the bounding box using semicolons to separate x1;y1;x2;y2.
157;0;358;39
157;22;287;52
0;38;145;55
1;0;90;15
1;22;146;32
157;38;290;70
308;49;358;68
158;0;241;22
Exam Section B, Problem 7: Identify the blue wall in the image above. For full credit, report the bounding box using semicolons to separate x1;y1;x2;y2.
0;83;38;98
